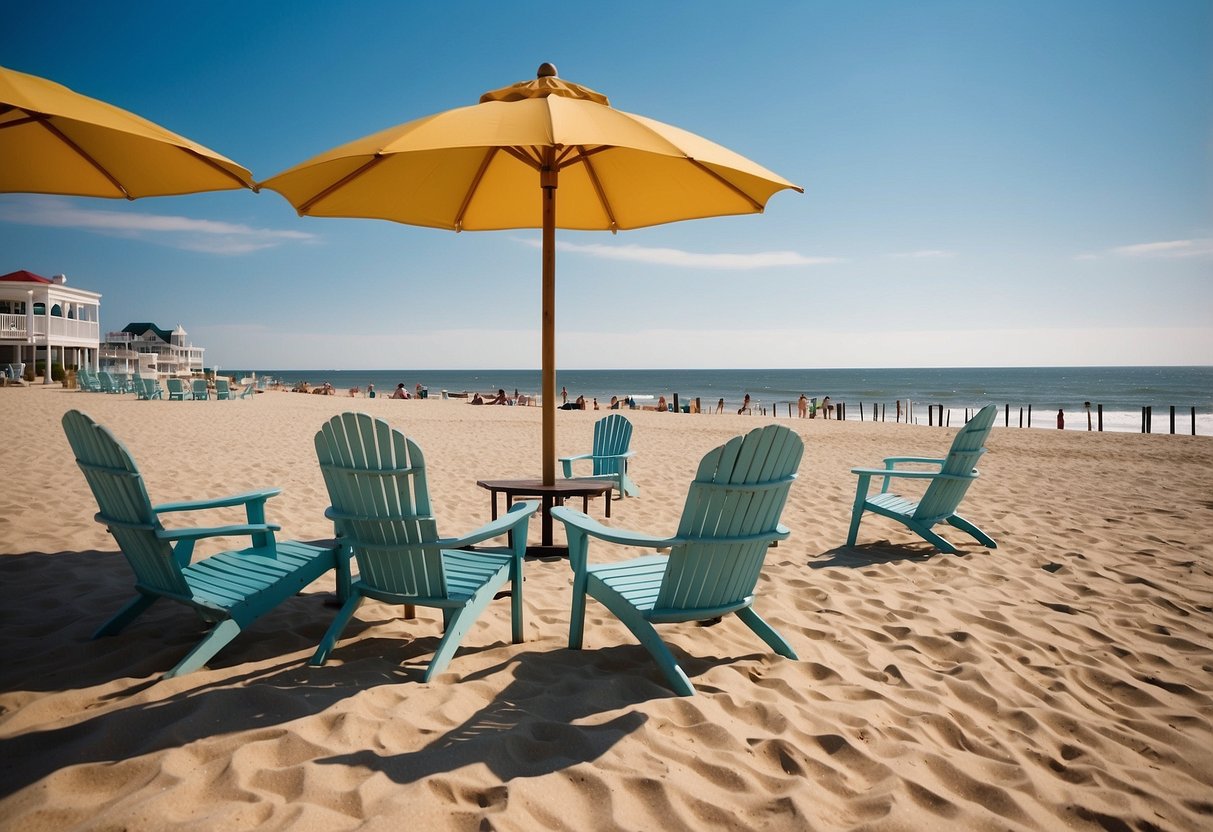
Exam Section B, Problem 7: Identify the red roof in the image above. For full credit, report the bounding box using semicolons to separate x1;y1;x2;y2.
0;270;53;284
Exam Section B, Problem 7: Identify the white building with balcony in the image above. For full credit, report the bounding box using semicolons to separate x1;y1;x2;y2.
100;322;205;378
0;269;101;383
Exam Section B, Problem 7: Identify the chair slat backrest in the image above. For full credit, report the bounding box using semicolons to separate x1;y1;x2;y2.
191;379;209;400
915;404;997;522
315;413;445;599
591;414;633;478
61;410;190;597
656;425;803;611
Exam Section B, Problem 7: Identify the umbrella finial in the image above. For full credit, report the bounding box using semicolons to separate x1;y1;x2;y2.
537;63;558;78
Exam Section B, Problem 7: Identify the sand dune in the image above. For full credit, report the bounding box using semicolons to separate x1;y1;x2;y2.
2;385;1211;831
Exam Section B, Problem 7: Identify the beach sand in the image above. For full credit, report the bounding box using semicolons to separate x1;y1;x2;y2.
2;385;1211;831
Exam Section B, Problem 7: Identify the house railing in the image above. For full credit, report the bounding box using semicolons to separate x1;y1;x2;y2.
1;315;100;342
0;313;27;338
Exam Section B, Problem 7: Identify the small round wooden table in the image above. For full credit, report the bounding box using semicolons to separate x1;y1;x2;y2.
476;477;614;557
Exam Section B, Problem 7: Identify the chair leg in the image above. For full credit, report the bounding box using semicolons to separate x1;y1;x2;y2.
93;593;158;638
947;514;996;548
309;594;364;666
423;578;503;682
591;582;695;696
912;523;959;554
846;475;871;547
567;530;590;650
163;618;243;678
736;606;798;660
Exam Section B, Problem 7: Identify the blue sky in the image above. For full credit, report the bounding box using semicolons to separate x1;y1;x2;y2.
3;0;1210;369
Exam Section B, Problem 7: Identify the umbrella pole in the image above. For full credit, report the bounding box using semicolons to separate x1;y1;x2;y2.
541;153;557;485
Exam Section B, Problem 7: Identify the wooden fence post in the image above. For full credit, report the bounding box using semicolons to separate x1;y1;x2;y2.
1098;404;1103;431
1170;405;1175;435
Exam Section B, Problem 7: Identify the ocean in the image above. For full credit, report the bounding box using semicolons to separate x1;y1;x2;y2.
229;366;1213;435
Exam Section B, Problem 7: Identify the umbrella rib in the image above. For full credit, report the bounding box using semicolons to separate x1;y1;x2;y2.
454;147;499;231
175;147;253;190
687;159;765;211
30;113;133;199
298;155;389;214
501;146;543;170
577;149;617;232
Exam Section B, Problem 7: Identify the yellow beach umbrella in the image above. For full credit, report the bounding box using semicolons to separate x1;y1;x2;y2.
0;64;254;199
263;63;801;484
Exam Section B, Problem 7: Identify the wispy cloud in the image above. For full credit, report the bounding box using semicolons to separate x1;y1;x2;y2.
0;196;314;255
518;238;839;269
1077;238;1213;260
887;249;956;259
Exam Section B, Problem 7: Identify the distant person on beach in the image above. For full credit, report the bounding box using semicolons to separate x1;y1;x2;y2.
716;397;724;414
821;396;832;419
738;393;751;415
798;394;808;418
561;386;568;405
610;396;620;410
415;383;424;398
576;395;586;410
658;395;668;412
593;398;599;410
367;384;375;399
391;383;409;399
489;388;508;405
1057;409;1065;429
471;392;485;405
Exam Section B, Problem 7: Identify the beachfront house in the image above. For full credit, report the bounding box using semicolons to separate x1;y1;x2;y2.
0;269;101;384
99;322;205;378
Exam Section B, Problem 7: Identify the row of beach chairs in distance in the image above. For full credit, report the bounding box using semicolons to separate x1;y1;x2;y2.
61;405;998;695
76;369;253;400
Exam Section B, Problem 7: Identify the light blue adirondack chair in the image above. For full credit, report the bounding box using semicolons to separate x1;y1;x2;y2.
214;379;234;400
846;403;998;554
552;424;803;696
134;375;162;400
77;368;100;392
311;412;538;680
98;371;118;393
559;413;638;497
191;378;210;400
61;410;347;679
165;377;191;401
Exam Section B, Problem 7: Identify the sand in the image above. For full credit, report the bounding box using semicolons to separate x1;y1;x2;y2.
1;384;1211;831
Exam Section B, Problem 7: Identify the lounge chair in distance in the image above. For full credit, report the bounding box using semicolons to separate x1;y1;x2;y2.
846;403;998;554
310;412;538;681
165;377;190;401
559;413;638;497
214;378;234;400
552;424;803;696
191;378;209;400
61;410;348;679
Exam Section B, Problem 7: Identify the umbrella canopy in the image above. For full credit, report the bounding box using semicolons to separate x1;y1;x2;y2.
0;64;254;199
263;63;801;484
